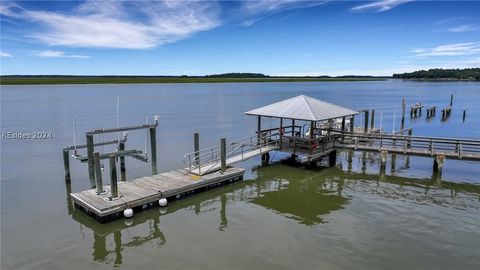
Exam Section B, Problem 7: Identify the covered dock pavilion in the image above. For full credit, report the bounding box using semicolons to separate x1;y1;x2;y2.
245;95;359;163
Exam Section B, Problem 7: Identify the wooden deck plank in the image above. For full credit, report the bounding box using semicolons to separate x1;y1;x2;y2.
71;167;245;218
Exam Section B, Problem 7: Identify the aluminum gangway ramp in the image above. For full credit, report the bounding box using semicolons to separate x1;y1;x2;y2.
183;135;279;176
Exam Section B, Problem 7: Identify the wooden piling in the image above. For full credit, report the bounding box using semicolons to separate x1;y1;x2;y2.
370;109;375;129
86;134;96;188
463;110;466;122
118;141;126;182
329;150;337;167
109;155;118;199
364;110;369;133
450;94;453;107
94;152;104;194
149;127;157;175
350;116;355;133
63;149;71;182
194;133;200;166
380;150;387;170
433;155;446;175
220;138;226;173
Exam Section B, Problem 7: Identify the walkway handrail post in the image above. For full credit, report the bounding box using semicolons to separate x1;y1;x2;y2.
220;138;226;173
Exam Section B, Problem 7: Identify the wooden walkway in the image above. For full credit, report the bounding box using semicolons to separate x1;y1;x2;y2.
189;145;278;175
336;133;480;161
71;167;244;222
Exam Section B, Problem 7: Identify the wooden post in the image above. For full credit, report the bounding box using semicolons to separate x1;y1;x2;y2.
450;94;453;107
329;150;337;167
463;110;466;122
391;154;396;172
94;152;104;194
86;134;96;188
310;121;314;140
401;99;406;130
433;155;446;175
380;150;388;170
220;138;226;173
109;155;118;199
291;119;295;136
370;109;375;129
194;132;200;166
118;141;126;182
407;129;412;148
279;118;283;149
350;116;355;133
364;110;369;133
63;149;71;182
149;127;157;175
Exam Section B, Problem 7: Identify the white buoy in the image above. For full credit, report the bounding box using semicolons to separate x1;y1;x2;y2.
158;198;168;207
123;208;133;218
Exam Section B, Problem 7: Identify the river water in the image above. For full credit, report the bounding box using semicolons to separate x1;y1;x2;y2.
1;80;479;269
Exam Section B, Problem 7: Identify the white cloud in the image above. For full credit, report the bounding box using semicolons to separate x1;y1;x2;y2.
240;0;327;26
0;2;23;18
436;16;468;25
410;42;480;57
447;25;478;33
0;51;13;57
351;0;413;12
9;0;220;49
243;0;327;14
34;50;90;59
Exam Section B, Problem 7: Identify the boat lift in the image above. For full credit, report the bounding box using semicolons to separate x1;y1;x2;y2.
63;116;160;192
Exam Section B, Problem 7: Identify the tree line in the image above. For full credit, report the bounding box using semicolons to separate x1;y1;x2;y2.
393;68;480;80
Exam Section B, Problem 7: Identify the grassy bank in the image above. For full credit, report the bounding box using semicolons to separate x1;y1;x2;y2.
0;76;388;85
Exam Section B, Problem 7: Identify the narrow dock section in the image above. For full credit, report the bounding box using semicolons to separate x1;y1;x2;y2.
71;167;244;222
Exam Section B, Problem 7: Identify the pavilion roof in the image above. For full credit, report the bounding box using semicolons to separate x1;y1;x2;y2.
245;95;358;121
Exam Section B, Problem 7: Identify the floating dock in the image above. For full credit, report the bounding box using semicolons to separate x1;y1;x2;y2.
71;167;244;222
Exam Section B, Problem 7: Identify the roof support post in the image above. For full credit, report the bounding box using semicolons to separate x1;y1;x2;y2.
350;116;355;134
310;121;315;140
279;118;283;149
257;116;262;145
291;119;295;136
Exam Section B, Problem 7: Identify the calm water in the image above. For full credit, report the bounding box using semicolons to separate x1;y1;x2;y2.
1;80;479;269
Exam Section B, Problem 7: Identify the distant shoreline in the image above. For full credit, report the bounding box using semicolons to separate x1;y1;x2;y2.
0;76;388;85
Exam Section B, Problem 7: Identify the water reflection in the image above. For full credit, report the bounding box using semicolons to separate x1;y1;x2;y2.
68;161;480;266
251;167;349;226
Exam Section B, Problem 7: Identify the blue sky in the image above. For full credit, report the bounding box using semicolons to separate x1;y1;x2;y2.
1;0;479;76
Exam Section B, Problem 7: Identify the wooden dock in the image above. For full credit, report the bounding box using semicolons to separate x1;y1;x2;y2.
71;167;244;222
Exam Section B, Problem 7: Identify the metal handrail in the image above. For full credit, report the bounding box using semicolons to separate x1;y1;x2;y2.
183;133;279;174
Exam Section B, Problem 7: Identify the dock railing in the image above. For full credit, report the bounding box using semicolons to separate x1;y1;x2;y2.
336;133;480;160
183;133;279;175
